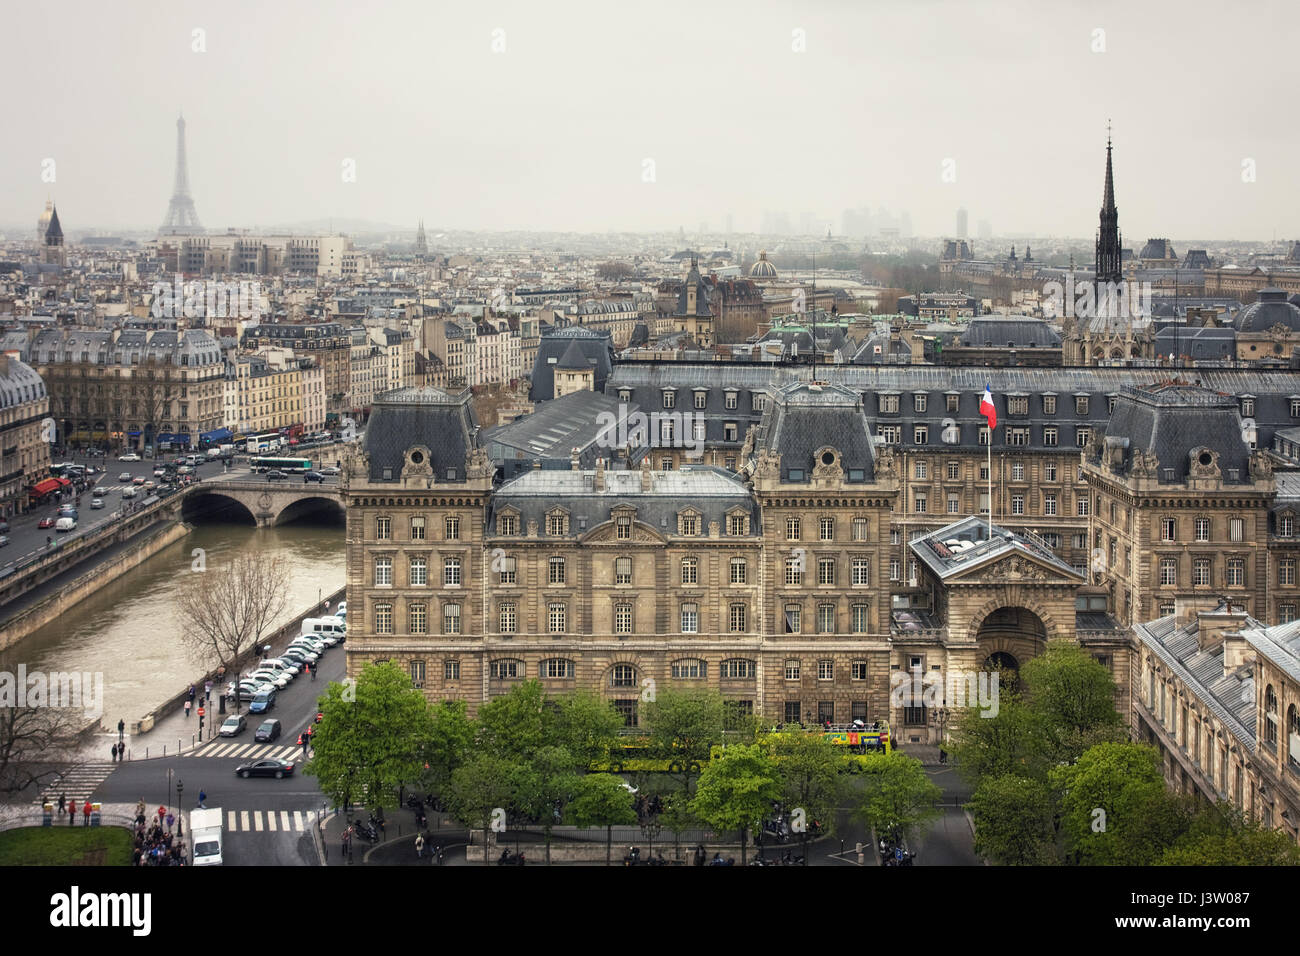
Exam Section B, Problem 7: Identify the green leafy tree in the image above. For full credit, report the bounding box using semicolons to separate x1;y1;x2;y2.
512;745;579;864
475;679;550;760
570;773;638;865
643;688;727;765
856;752;942;849
768;731;844;846
551;692;624;769
1049;742;1181;866
1160;805;1300;866
304;662;431;812
1020;643;1124;764
418;699;475;799
967;775;1059;865
447;753;525;866
659;789;702;862
945;694;1045;784
690;744;781;864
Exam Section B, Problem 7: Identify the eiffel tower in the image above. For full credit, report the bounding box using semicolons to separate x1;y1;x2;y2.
160;113;204;235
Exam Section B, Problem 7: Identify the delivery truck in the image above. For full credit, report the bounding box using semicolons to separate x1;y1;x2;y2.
190;807;224;865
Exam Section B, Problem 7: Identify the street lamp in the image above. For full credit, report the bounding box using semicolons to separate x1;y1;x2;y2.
176;780;184;836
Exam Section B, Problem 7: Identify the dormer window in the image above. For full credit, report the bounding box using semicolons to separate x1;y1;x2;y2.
662;390;675;409
1241;397;1255;418
619;389;632;403
546;510;569;536
678;511;700;536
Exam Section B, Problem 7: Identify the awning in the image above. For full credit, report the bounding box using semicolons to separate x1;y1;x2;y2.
32;478;61;494
200;428;233;443
56;477;72;487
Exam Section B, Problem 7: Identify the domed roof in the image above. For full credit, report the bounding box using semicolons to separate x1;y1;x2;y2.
749;251;778;279
0;355;47;410
1234;288;1300;333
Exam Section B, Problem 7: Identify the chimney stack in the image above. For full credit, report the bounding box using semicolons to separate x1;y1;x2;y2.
594;457;606;491
571;448;580;471
640;456;652;492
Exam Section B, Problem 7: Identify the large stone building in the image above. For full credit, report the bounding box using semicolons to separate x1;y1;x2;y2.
242;323;351;420
14;327;223;451
0;352;52;517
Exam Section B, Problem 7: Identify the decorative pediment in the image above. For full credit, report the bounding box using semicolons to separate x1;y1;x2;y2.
580;520;666;546
946;551;1081;587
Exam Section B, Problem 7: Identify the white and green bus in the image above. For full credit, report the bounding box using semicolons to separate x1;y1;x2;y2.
251;456;313;474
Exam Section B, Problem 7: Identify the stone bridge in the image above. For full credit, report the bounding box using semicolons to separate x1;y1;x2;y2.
179;480;345;527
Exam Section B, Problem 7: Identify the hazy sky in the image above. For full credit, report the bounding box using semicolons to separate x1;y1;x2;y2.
6;0;1296;240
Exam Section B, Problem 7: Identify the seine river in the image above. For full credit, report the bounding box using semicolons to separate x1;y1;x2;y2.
0;522;344;727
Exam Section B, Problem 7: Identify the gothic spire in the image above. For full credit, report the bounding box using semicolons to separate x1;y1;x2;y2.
1095;126;1122;285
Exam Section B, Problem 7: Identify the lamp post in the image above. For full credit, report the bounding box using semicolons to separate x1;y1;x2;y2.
176;780;184;836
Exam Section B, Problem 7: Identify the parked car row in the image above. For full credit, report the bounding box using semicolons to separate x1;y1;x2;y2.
225;627;343;704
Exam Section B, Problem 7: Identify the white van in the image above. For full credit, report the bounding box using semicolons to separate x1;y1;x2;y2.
190;807;223;865
54;516;77;532
301;616;346;643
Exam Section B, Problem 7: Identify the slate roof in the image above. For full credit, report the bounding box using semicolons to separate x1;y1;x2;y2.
910;516;1084;582
1153;324;1237;360
44;205;63;243
529;327;613;401
0;354;47;409
488;465;758;538
1235;289;1300;333
1134;605;1262;752
556;339;591;371
362;386;479;482
957;317;1061;349
756;382;876;482
1098;384;1251;482
482;390;637;465
1239;620;1300;688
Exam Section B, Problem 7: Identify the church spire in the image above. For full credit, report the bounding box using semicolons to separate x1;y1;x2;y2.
1095;123;1122;284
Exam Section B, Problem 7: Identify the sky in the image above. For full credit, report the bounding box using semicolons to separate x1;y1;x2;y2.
5;0;1296;241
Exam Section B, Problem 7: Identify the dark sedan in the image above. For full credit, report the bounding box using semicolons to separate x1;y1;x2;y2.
303;471;326;483
235;758;296;779
266;470;288;481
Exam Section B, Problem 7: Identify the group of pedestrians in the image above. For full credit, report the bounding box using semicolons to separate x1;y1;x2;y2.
56;794;94;826
109;742;125;762
132;805;184;866
413;832;443;864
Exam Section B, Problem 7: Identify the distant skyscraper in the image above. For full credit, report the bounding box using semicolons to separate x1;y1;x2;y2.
956;207;968;240
160;114;204;235
1095;130;1123;285
977;219;992;240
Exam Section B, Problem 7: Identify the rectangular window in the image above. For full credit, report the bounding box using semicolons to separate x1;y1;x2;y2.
879;394;899;413
786;516;801;540
1011;494;1024;516
1193;558;1211;587
1045;462;1057;482
409;603;427;634
1075;395;1089;415
1076;497;1090;516
662;390;675;409
852;517;869;540
946;394;960;412
785;660;801;681
409;556;427;586
1229;517;1244;542
890;559;901;582
725;391;738;410
444;660;460;681
914;425;929;445
730;557;747;584
613;699;638;728
680;514;698;535
498;514;517;535
947;494;960;514
548;602;566;633
694;390;707;409
1160;558;1177;586
1043;426;1058;447
682;557;699;585
411;516;427;540
852;605;869;633
616;516;632;539
615;603;634;634
1043;395;1056;414
1161;517;1176;542
1280;560;1296;587
914;394;928;413
1044;493;1057;516
820;517;835;540
852;558;870;586
1008;428;1029;446
1194;517;1210;541
375;516;391;540
786;556;803;586
946;461;961;481
817;605;835;634
498;556;516;585
729;604;746;632
818;558;836;586
914;493;927;514
978;426;990;446
1008;395;1029;415
680;603;698;634
442;603;461;634
672;659;705;679
784;604;802;634
614;556;632;585
549;556;566;584
878;425;900;444
444;557;461;586
491;660;519;680
375;603;392;634
410;660;427;686
784;701;802;725
1280;603;1296;624
1075;427;1090;448
1226;559;1244;587
1011;461;1024;481
546;659;573;679
728;513;746;535
374;557;393;586
499;602;516;633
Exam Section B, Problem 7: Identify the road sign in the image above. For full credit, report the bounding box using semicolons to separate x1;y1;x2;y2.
894;847;904;861
197;707;205;718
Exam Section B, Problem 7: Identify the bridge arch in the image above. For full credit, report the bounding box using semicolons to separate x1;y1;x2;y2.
274;495;345;527
182;491;257;525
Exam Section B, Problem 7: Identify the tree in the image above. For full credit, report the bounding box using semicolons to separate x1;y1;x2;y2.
967;775;1059;865
596;261;634;281
1020;643;1124;765
418;699;475;800
447;753;524;866
856;753;942;849
475;679;550;760
945;694;1045;785
550;692;624;769
1049;742;1180;866
690;744;781;864
643;688;727;767
1160;805;1300;866
767;731;844;848
570;773;638;865
304;662;431;813
0;704;83;794
512;745;579;865
177;551;289;677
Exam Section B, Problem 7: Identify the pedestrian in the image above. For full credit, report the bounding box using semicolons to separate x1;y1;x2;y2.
198;790;206;809
184;699;191;718
68;802;76;825
310;663;316;682
188;684;195;702
57;793;66;814
110;742;117;761
938;746;947;765
82;800;91;826
117;718;125;741
204;681;212;702
415;833;425;859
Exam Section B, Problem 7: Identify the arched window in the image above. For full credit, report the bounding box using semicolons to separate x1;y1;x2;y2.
671;659;706;679
610;664;636;688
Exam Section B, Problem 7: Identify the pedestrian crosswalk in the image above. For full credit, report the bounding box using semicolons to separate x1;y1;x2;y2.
195;741;305;762
36;762;118;806
224;809;318;833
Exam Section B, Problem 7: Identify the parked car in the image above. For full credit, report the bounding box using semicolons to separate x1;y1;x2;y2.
153;467;167;477
90;498;104;509
118;453;141;462
38;516;56;529
280;648;319;666
254;719;282;743
0;535;8;548
234;758;295;779
219;715;247;737
265;658;300;676
250;670;291;690
266;470;287;481
248;690;276;714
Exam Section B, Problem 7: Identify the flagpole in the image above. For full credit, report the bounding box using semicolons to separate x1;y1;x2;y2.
987;430;993;538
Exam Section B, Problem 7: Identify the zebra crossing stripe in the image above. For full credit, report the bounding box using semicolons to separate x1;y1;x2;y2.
267;812;277;832
240;811;249;830
253;813;263;832
227;811;237;829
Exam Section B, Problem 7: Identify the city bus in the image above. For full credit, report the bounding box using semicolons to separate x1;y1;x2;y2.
251;456;313;474
244;432;283;454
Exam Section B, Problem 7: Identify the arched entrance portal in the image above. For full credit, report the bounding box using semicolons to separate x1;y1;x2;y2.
975;607;1047;689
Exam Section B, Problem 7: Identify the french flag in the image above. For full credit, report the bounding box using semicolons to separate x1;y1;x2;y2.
979;384;997;430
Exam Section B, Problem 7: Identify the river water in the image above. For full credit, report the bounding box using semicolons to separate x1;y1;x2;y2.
0;522;344;726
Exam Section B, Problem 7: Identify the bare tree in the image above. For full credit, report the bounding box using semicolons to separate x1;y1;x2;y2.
177;552;290;675
0;705;84;794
